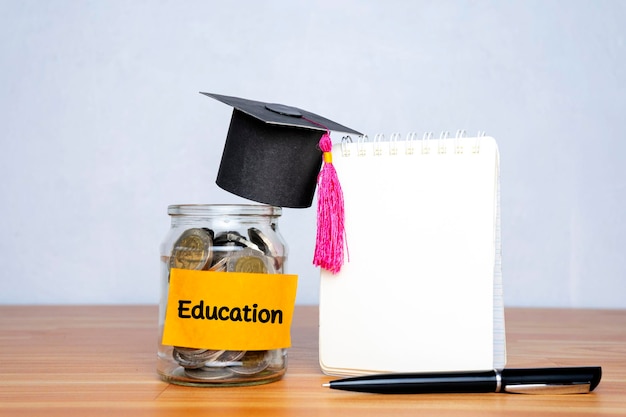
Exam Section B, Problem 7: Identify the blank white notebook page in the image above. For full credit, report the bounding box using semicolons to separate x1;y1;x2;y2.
319;136;502;376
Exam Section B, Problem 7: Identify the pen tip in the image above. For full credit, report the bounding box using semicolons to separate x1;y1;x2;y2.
322;383;330;388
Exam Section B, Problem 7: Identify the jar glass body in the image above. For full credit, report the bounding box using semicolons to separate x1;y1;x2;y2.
157;204;288;386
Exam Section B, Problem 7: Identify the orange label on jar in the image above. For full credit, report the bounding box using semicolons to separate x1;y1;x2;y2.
162;268;298;351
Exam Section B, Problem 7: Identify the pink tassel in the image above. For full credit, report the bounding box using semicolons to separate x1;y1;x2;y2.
313;132;347;274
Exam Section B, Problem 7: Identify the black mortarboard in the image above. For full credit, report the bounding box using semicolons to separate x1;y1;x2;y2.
202;92;362;208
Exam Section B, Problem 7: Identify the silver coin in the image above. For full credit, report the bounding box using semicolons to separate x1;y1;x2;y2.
207;257;228;272
214;230;243;243
172;348;206;369
200;350;246;368
174;346;207;355
247;228;278;257
217;350;246;362
210;245;242;270
203;360;243;368
214;231;261;251
212;231;255;269
201;227;215;241
229;350;271;375
182;349;225;362
248;227;283;270
184;367;235;380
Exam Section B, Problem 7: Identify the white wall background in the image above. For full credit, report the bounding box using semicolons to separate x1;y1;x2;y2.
1;0;624;308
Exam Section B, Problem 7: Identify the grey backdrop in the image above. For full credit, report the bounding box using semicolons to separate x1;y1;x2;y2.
1;0;625;308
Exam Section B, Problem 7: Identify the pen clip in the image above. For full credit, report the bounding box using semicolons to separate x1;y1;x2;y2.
504;383;591;395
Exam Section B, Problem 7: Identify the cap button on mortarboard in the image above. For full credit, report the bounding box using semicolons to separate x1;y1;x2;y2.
265;103;303;118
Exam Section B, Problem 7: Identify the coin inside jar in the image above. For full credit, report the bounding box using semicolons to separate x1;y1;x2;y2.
203;350;247;368
248;227;283;270
226;248;273;274
247;228;277;257
169;228;214;270
216;350;246;363
172;349;206;369
184;367;235;380
207;257;228;272
214;231;261;251
228;350;271;375
172;347;225;369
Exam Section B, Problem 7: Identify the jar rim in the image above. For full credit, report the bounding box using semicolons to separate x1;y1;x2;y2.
167;204;282;217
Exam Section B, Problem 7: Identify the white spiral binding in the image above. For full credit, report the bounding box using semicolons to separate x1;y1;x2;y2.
339;131;486;157
403;132;415;155
341;135;353;157
455;129;467;154
421;132;433;155
474;131;486;154
438;131;450;154
357;134;368;156
373;134;384;156
389;132;401;156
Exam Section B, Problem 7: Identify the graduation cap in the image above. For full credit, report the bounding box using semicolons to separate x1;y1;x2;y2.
202;92;362;273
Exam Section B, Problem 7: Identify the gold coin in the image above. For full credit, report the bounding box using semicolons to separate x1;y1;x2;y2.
226;248;272;274
234;256;267;273
229;350;271;375
170;228;213;270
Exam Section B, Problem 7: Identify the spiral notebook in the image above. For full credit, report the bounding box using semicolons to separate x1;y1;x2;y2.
319;132;506;376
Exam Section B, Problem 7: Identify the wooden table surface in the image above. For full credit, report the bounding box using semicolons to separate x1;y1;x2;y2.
0;305;625;416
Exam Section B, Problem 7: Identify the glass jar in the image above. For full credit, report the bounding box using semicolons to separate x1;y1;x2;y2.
157;204;291;387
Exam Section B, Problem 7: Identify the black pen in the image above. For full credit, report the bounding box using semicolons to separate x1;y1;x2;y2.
323;367;602;394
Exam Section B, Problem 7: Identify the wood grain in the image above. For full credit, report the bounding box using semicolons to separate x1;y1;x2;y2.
0;306;624;416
